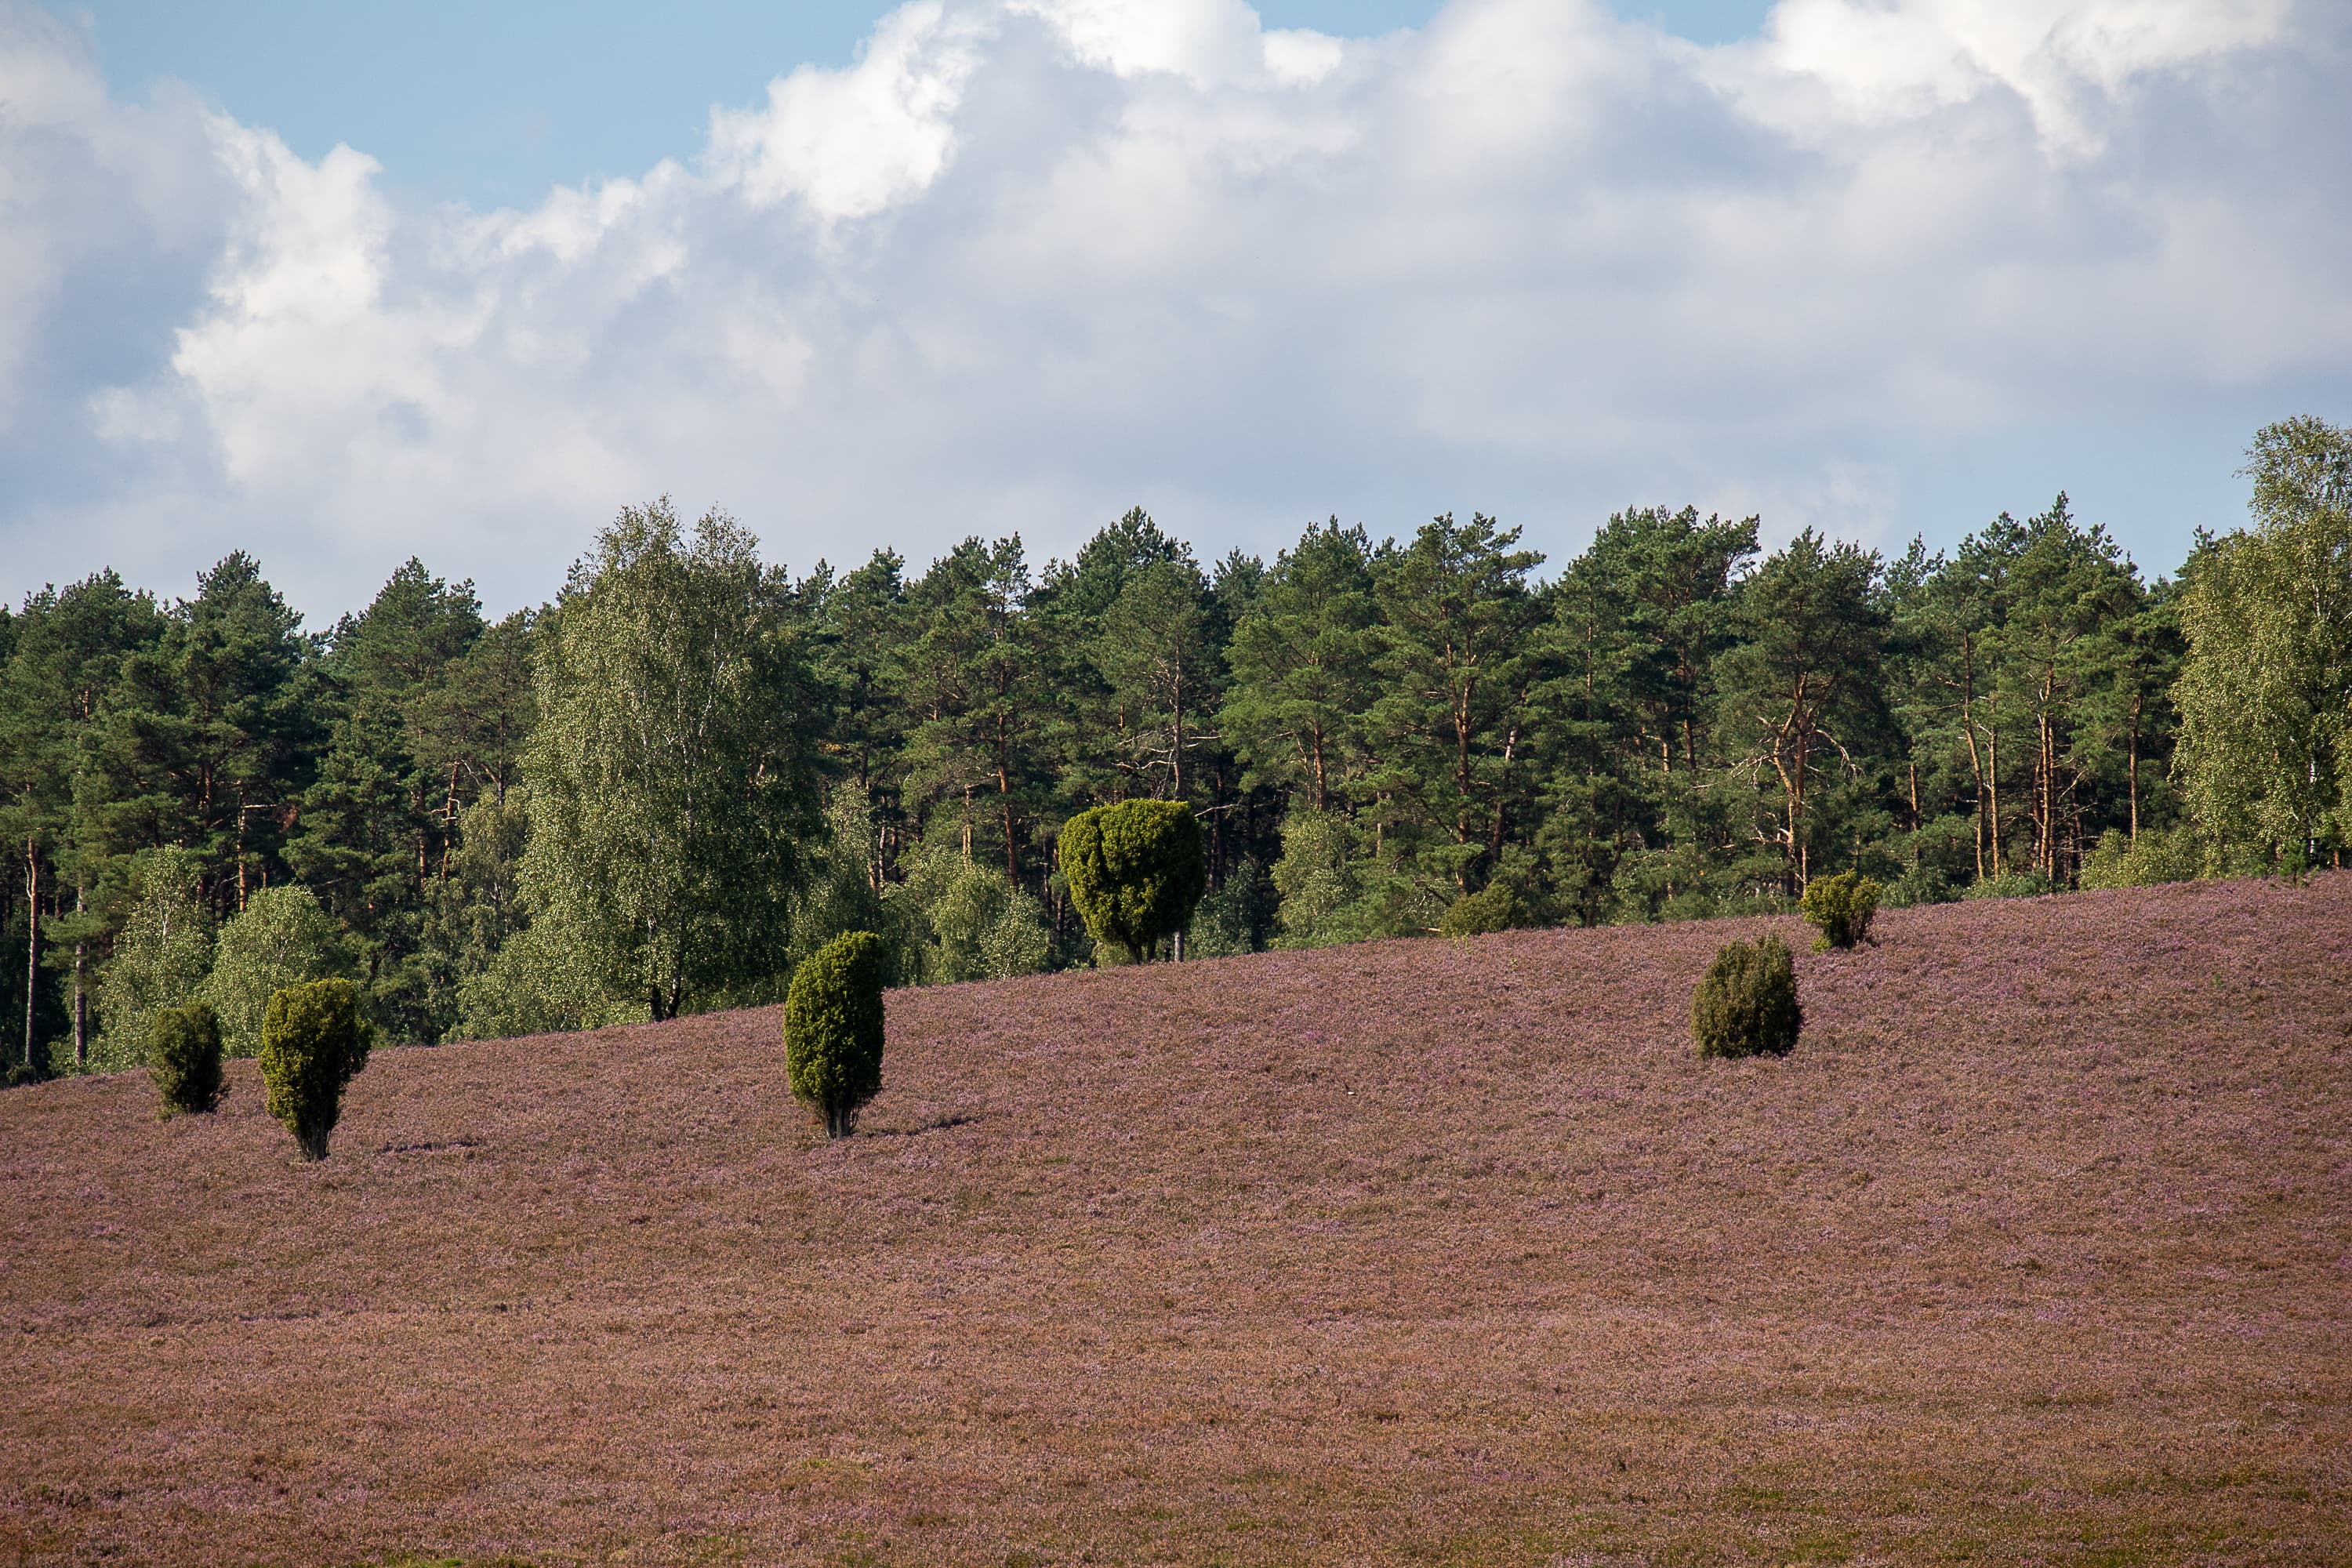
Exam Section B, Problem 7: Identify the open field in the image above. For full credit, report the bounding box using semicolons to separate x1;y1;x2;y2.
2;876;2347;1566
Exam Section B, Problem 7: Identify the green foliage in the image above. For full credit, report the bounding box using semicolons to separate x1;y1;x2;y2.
1269;808;1363;947
886;840;1051;985
10;422;2339;1060
2078;827;2204;890
1058;799;1207;963
890;536;1054;887
1691;933;1802;1060
1267;808;1444;945
978;889;1053;979
199;885;347;1058
453;909;642;1041
2176;416;2352;869
784;931;889;1138
1960;873;2053;900
428;791;535;1038
1439;882;1527;938
93;849;215;1071
1221;520;1377;811
148;1000;225;1118
258;978;371;1160
1185;862;1272;958
1716;530;1889;888
1091;558;1222;800
790;783;887;971
1799;869;1880;950
521;499;822;1022
1363;513;1550;895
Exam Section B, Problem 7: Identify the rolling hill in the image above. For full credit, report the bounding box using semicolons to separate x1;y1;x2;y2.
2;875;2347;1566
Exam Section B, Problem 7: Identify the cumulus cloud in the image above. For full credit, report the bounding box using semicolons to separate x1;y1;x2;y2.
1;0;2347;614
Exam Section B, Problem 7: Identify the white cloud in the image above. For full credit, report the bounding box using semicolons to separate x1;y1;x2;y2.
1711;0;2295;154
706;2;992;223
1;0;2346;615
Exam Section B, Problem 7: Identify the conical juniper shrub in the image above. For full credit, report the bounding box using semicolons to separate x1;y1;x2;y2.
150;1000;226;1119
1799;869;1881;951
785;930;889;1138
259;978;372;1160
1691;932;1802;1058
1058;800;1207;964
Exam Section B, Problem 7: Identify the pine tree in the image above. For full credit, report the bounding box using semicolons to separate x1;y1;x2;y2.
1363;514;1552;901
1715;531;1888;892
1223;519;1378;815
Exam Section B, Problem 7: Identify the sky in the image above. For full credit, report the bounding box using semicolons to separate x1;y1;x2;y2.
5;0;2347;619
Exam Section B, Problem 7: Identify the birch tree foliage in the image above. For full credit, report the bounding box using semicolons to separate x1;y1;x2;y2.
521;500;821;1021
2176;416;2352;867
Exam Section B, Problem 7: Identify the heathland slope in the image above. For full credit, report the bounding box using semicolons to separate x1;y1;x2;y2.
2;877;2347;1566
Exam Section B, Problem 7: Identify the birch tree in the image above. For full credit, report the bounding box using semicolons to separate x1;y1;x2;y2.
521;500;821;1021
2176;416;2352;869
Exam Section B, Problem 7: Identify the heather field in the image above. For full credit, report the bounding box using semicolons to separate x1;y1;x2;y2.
2;877;2347;1567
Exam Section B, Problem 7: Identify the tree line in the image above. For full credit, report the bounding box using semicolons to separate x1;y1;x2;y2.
4;416;2345;1077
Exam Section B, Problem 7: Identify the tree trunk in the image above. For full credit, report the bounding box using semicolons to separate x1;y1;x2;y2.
2127;694;2141;844
1793;735;1809;891
24;841;38;1073
1171;674;1185;803
1962;721;1987;882
72;884;86;1069
442;761;463;882
1987;718;2003;880
1210;769;1225;890
999;752;1018;887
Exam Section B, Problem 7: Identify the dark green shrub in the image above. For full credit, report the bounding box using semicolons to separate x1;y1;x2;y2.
1960;872;2053;900
1692;932;1802;1058
786;930;890;1138
259;978;372;1160
1439;882;1525;938
1058;800;1207;964
1799;869;1880;950
151;1000;226;1118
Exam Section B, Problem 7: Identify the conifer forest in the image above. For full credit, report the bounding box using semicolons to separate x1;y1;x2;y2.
4;415;2347;1078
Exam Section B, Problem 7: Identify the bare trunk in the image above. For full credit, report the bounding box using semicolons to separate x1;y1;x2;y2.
1489;724;1519;862
1210;769;1225;889
1171;673;1185;802
1956;638;1986;882
1987;720;2003;880
71;882;85;1069
441;761;463;882
24;842;38;1073
999;752;1018;887
1906;761;1921;869
1792;734;1809;891
2127;694;2141;844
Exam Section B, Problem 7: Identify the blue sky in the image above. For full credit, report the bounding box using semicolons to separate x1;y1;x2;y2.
76;2;1776;209
6;0;2347;617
